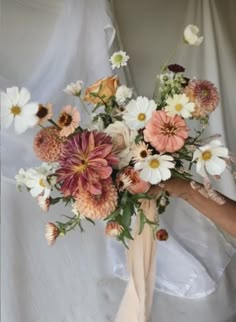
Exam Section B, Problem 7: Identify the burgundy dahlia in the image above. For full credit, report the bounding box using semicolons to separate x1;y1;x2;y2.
56;131;119;196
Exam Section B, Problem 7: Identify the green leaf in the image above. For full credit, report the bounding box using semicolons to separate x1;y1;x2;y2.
85;217;95;225
121;202;133;227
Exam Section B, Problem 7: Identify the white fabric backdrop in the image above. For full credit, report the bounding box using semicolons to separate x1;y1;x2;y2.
1;0;236;321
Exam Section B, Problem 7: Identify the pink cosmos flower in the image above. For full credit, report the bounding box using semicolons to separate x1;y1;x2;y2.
56;131;119;196
57;105;80;137
144;110;189;153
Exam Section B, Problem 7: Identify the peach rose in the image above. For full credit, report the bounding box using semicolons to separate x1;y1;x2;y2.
83;75;119;105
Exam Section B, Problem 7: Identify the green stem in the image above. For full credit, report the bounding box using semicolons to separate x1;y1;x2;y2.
79;97;91;116
48;119;61;129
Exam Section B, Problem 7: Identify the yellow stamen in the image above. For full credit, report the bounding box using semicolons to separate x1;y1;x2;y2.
149;159;160;169
202;150;212;161
138;113;146;121
175;104;183;112
11;105;21;116
39;178;46;188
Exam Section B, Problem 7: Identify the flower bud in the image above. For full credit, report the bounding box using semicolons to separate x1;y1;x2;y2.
156;229;169;241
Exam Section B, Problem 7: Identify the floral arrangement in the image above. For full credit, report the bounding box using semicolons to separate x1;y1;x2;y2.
1;24;234;247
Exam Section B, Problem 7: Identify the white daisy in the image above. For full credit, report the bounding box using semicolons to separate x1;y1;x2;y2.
164;93;195;118
64;80;83;96
192;140;229;177
123;96;157;130
115;85;133;104
37;195;50;212
135;154;175;185
15;168;29;190
110;51;130;69
1;87;38;134
184;24;203;46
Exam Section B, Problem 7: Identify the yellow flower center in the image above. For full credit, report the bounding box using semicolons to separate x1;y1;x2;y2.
149;159;160;169
11;105;21;116
74;158;88;173
175;104;183;112
39;178;46;188
138;113;146;121
202;150;212;161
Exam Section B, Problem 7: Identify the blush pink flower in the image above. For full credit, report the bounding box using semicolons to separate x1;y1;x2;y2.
144;110;189;153
74;178;118;220
56;131;119;196
57;105;80;137
184;80;219;118
117;167;150;194
105;221;124;237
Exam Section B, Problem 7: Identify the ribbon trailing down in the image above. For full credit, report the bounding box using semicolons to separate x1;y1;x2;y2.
115;199;158;322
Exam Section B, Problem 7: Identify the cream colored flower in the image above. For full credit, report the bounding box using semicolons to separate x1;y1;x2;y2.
105;121;137;168
115;85;133;104
164;93;195;118
64;80;83;96
184;24;203;46
132;141;152;162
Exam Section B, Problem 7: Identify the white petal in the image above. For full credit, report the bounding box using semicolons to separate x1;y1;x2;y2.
196;160;207;177
160;154;174;162
19;87;31;106
134;161;145;171
160;160;175;169
22;102;38;115
140;167;152;182
1;112;14;128
1;91;12;109
149;169;162;184
209;140;222;147
6;87;19;105
192;149;201;161
205;156;226;175
159;167;171;181
14;116;30;134
211;146;229;158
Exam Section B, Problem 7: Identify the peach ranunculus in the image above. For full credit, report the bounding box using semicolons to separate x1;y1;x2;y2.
83;76;119;105
144;110;189;153
118;167;150;194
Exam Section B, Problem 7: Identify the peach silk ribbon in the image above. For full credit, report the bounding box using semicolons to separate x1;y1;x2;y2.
115;199;158;322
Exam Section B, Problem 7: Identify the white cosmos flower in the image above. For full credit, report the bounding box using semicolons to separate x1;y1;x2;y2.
1;87;38;134
123;96;157;130
164;93;195;118
192;140;229;177
184;24;203;46
15;168;30;190
115;85;133;104
110;51;130;69
26;169;51;198
135;154;175;185
64;80;83;96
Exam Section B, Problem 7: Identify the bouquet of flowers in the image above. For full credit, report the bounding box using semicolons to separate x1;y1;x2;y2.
1;24;233;249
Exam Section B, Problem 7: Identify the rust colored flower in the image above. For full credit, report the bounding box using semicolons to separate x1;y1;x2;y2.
83;76;119;105
144;110;189;153
56;131;119;196
57;105;80;137
156;229;169;241
184;80;219;118
45;222;60;245
36;103;53;125
33;127;65;162
74;178;118;220
105;221;124;237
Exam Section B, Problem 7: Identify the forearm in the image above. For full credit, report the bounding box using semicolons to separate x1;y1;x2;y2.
180;182;236;237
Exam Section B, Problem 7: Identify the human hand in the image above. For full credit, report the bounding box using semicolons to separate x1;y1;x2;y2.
148;177;189;200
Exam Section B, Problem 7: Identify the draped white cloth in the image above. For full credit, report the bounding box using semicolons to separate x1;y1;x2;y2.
1;0;236;321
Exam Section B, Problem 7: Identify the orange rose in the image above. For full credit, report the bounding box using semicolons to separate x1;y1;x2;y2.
83;76;119;105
